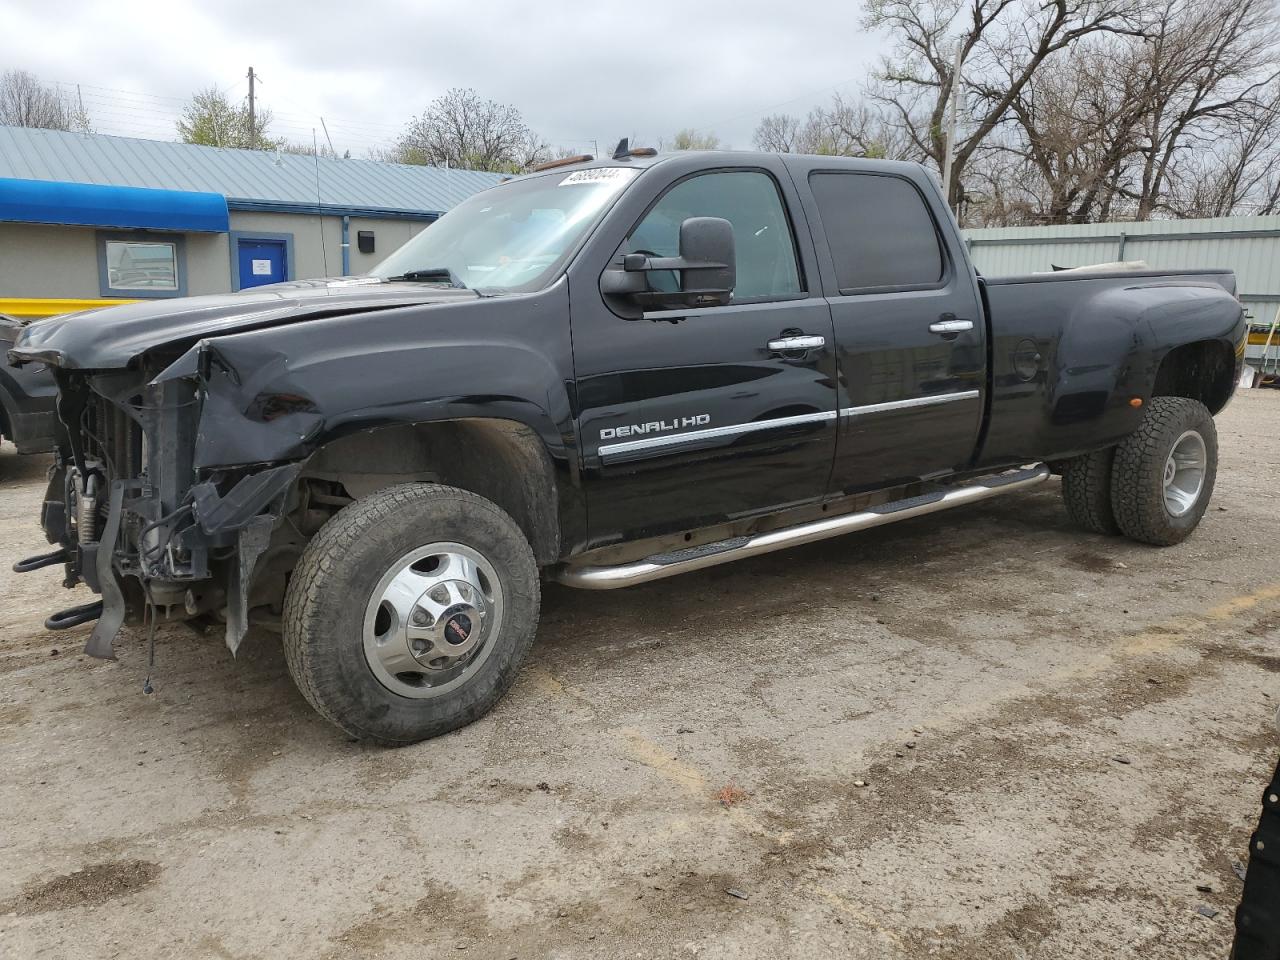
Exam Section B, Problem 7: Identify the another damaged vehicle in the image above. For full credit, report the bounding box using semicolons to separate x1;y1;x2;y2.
10;148;1246;744
0;313;58;457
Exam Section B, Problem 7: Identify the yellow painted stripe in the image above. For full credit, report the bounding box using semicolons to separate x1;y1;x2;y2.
0;297;137;319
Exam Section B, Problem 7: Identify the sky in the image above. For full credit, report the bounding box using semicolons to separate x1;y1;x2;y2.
1;0;887;158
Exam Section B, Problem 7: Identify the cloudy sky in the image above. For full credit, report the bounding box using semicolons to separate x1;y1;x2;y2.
3;0;887;157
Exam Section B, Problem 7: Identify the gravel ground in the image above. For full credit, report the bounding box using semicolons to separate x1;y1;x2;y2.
1;391;1277;960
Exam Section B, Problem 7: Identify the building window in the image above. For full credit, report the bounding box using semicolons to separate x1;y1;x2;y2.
97;232;187;298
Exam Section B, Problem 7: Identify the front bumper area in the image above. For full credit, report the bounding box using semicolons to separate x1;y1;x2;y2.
17;369;302;658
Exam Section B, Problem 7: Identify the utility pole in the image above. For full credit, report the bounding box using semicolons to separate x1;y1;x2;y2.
940;42;964;215
247;66;256;149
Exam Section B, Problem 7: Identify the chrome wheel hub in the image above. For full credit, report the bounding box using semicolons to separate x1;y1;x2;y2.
1163;430;1206;518
363;542;503;699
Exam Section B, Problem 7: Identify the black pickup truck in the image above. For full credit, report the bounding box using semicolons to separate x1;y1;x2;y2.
10;148;1246;744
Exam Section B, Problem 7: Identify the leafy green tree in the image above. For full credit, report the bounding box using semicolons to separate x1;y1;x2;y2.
667;128;722;150
177;86;279;150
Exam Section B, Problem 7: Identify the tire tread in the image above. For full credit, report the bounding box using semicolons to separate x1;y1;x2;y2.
1061;447;1119;535
1110;396;1216;546
281;483;539;745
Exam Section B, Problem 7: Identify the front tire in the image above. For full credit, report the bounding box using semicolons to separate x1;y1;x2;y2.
1110;397;1217;546
282;483;540;745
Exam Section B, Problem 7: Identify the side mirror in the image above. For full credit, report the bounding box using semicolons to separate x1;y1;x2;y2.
600;216;736;311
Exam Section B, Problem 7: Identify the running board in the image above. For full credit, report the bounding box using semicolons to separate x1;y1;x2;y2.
550;464;1050;590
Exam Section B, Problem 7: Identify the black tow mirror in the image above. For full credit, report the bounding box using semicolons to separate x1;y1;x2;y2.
600;216;736;310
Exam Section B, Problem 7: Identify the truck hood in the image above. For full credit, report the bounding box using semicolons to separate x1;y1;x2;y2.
7;279;479;371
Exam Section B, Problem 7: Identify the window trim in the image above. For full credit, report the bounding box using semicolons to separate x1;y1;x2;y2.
229;230;296;291
613;166;808;314
806;170;953;297
96;230;187;299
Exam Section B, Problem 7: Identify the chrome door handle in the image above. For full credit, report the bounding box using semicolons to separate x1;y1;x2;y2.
929;319;974;334
768;335;826;351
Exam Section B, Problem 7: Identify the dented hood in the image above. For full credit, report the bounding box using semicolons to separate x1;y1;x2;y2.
8;278;478;371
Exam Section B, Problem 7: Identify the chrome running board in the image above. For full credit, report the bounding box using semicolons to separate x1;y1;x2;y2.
550;464;1050;590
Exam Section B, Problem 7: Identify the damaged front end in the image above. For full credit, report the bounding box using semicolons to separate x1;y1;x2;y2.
21;363;302;659
8;280;490;660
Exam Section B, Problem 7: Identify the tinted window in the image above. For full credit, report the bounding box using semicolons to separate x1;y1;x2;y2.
809;172;944;291
628;170;801;302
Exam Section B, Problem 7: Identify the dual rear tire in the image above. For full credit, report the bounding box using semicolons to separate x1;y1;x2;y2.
1061;396;1218;546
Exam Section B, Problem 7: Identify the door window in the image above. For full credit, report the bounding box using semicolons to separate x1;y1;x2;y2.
627;170;802;304
808;172;945;292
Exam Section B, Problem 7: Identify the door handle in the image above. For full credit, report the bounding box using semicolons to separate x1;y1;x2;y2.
767;335;826;352
929;318;974;334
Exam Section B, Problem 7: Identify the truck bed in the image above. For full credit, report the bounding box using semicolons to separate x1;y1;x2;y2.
977;268;1241;467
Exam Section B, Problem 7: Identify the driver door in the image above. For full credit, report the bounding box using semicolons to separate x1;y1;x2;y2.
568;161;839;547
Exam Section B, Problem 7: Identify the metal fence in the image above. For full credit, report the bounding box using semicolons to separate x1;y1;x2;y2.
965;215;1280;360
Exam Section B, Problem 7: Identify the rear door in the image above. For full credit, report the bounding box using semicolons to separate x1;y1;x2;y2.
568;158;838;546
788;160;986;495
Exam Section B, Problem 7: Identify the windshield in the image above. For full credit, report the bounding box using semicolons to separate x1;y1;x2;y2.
371;166;640;293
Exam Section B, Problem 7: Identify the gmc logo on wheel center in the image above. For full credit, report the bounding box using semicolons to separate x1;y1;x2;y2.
600;414;711;441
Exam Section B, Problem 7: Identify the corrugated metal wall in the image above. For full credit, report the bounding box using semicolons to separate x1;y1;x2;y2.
965;216;1280;359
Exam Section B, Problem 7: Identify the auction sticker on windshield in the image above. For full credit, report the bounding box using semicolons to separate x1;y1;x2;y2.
559;168;638;188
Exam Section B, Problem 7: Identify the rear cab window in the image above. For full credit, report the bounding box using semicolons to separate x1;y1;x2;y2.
808;172;947;293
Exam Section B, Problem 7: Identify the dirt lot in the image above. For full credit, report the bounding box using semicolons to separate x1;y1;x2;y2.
1;392;1277;960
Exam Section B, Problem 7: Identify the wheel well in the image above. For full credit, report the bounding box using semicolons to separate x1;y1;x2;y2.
1151;340;1235;414
300;419;561;565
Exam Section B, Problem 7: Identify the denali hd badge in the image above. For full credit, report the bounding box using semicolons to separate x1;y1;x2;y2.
601;415;710;441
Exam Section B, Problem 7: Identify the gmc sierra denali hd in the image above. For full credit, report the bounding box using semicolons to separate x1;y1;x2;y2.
10;147;1246;744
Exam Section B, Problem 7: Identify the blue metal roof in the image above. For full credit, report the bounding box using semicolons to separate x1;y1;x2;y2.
0;125;503;220
0;176;229;232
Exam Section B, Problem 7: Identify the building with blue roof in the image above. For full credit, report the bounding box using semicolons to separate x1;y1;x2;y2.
0;125;502;309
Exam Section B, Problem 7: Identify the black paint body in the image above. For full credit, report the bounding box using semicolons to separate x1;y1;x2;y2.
8;151;1246;649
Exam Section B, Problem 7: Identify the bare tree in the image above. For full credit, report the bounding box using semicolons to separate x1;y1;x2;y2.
995;38;1151;222
393;88;549;173
0;70;88;131
991;0;1280;222
864;0;1144;207
1125;0;1280;218
753;96;915;157
753;114;803;152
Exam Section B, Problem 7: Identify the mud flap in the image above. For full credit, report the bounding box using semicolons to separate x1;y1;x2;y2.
224;516;273;657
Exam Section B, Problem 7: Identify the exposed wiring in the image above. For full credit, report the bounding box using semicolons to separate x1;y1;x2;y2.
138;502;195;569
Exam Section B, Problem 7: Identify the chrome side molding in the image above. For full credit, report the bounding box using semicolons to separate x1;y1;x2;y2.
549;464;1050;590
841;389;980;418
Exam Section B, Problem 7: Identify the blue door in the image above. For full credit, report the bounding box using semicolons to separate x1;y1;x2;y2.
236;238;287;289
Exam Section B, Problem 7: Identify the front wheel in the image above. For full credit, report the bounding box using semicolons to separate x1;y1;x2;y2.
282;483;540;745
1110;397;1218;546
